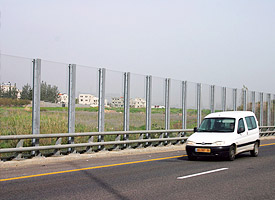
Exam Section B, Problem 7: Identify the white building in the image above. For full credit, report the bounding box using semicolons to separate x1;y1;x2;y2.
79;94;107;107
0;82;21;99
111;97;124;107
130;98;146;108
57;93;68;105
110;97;146;108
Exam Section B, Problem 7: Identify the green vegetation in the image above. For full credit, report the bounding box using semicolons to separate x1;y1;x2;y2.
1;105;274;152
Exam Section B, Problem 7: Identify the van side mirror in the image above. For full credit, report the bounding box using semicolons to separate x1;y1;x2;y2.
194;127;198;133
237;127;245;134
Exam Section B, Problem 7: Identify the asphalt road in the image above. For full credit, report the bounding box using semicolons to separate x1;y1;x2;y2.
1;139;275;200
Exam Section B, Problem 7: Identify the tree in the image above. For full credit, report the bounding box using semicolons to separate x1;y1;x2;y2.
21;84;32;100
40;81;59;103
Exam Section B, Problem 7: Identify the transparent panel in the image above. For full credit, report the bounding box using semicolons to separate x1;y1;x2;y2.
0;54;33;157
247;91;253;111
214;86;222;111
105;70;124;131
201;83;211;118
75;65;98;133
236;89;243;111
40;60;68;135
226;88;234;111
129;73;146;131
186;82;196;129
170;79;182;130
255;92;261;121
151;76;165;130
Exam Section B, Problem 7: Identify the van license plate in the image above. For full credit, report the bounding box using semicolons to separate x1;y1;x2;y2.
195;148;211;153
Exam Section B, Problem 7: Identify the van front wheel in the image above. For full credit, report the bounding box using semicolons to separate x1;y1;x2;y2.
250;142;259;157
228;145;236;161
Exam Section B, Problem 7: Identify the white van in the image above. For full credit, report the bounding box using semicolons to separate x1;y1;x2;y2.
186;111;260;161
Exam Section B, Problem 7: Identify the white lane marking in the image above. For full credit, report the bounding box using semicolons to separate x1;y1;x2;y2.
177;168;228;180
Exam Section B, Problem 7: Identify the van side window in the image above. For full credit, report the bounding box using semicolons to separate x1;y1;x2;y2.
245;116;257;130
238;118;245;132
250;116;257;129
245;117;253;130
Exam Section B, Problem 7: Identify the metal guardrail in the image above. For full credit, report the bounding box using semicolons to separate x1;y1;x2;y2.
1;127;274;160
0;129;192;159
259;126;275;137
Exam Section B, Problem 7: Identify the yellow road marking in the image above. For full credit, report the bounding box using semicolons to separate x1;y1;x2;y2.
260;143;275;147
0;155;186;182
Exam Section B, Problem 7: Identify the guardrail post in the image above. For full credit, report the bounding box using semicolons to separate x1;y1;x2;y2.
197;83;202;127
68;64;76;153
210;85;215;113
123;72;130;148
222;87;226;111
32;59;41;156
233;89;237;111
181;81;187;136
98;68;106;150
252;91;256;113
243;88;247;111
260;92;264;126
267;93;271;126
163;78;171;145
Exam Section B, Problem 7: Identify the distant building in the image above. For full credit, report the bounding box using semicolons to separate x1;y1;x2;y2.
57;93;68;105
130;98;146;108
110;97;146;108
79;94;107;107
79;94;96;105
0;82;21;99
111;97;124;108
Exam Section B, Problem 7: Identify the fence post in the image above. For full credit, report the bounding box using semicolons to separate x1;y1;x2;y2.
260;92;264;126
222;87;226;111
252;91;256;113
267;93;271;126
32;59;41;156
141;75;152;147
98;68;106;150
68;64;76;153
197;83;202;127
123;72;130;148
210;85;215;113
164;78;171;144
233;89;237;111
182;81;187;136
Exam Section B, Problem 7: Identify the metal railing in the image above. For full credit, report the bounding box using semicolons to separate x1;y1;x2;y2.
1;127;275;160
259;126;275;137
0;129;193;160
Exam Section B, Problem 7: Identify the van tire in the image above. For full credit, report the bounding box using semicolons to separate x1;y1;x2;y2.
228;145;236;161
250;142;259;157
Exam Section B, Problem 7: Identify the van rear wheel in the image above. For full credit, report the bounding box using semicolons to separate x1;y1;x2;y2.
250;142;259;157
228;145;236;161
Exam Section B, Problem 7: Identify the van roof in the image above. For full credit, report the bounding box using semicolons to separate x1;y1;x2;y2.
205;111;256;119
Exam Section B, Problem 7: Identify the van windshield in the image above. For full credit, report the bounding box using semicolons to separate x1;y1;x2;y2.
197;118;235;133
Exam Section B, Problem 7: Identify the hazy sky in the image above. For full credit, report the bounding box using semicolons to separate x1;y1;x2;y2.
1;0;275;94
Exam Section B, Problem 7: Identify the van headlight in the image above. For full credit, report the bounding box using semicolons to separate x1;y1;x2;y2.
186;140;195;145
213;141;225;146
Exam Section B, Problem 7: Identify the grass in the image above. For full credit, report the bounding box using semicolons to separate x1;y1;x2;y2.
1;106;273;151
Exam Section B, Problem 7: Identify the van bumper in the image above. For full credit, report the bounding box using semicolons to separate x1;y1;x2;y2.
186;145;231;158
